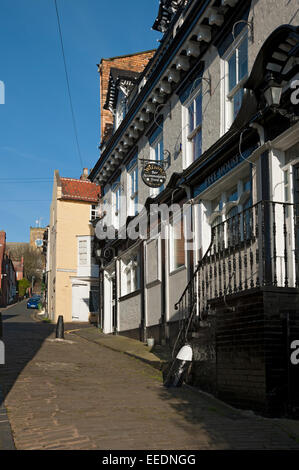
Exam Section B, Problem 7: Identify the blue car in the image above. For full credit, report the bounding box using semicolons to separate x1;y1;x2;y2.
27;297;40;309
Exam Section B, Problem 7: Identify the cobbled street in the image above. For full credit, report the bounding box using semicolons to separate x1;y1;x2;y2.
0;301;299;450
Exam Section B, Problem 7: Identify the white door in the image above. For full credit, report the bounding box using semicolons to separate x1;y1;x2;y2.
72;284;89;322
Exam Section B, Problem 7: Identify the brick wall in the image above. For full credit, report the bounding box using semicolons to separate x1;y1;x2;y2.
99;50;156;143
214;290;266;413
207;287;299;417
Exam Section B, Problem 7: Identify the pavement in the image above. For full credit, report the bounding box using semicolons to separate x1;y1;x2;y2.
1;301;299;450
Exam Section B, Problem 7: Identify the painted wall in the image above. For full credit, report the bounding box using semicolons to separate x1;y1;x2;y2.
118;293;142;332
48;174;96;323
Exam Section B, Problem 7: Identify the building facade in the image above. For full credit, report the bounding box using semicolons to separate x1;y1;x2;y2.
89;0;299;416
47;170;101;323
0;231;17;307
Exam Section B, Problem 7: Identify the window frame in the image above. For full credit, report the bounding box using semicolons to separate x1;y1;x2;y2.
150;133;164;197
221;31;248;134
182;86;203;169
169;210;186;273
121;252;141;297
128;164;139;216
112;183;122;229
208;175;253;248
90;204;100;221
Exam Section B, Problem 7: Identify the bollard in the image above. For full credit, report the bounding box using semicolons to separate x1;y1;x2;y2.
163;344;193;388
56;315;64;339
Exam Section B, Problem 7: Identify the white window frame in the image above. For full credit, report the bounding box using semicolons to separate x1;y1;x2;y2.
128;165;138;216
90;204;100;221
221;31;248;135
150;134;164;197
121;252;140;296
112;183;122;230
182;86;203;169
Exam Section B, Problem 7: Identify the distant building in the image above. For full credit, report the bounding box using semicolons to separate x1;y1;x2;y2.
30;227;47;251
47;169;101;323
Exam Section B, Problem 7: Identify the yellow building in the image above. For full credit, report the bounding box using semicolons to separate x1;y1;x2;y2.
47;169;101;323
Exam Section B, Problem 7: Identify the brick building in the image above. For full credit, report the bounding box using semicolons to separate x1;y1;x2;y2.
98;50;156;145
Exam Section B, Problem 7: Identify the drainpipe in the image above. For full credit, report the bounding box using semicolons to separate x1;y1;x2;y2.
250;122;265;146
179;183;193;284
140;241;146;343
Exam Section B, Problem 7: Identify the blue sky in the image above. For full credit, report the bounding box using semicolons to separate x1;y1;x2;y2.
0;0;161;242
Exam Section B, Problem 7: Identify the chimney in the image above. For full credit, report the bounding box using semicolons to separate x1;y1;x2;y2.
80;168;89;181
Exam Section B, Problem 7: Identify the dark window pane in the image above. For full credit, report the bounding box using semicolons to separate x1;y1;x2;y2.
228;52;237;92
238;36;248;81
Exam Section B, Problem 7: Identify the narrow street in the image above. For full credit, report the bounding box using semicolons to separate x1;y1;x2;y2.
0;301;298;450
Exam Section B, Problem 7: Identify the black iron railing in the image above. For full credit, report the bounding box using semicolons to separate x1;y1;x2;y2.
173;200;299;353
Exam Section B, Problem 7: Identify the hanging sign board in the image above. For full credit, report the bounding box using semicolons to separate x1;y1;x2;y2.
141;162;166;188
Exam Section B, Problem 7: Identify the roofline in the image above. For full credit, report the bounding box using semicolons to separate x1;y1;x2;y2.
97;49;157;66
60;176;99;185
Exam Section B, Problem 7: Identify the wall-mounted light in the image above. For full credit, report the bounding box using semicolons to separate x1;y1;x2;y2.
263;74;282;108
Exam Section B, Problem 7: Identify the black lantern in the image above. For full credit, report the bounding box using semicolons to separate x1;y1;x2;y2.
263;74;282;108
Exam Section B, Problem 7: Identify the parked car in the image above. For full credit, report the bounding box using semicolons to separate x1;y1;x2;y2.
27;297;40;309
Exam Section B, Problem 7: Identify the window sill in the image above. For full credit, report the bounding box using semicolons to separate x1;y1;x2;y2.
146;279;162;289
169;265;186;276
119;289;142;302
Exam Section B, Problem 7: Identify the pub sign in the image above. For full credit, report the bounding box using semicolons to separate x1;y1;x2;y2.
141;162;166;188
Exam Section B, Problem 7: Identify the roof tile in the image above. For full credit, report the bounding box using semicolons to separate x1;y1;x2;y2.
60;178;101;203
